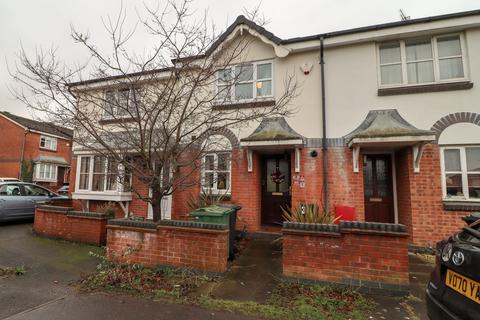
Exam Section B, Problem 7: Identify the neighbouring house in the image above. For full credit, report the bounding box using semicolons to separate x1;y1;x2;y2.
0;111;73;191
66;9;480;249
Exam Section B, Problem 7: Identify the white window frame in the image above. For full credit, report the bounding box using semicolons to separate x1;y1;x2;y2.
39;135;57;151
377;33;468;88
201;152;231;195
33;163;58;182
75;155;131;193
216;60;274;103
440;146;480;202
103;87;140;119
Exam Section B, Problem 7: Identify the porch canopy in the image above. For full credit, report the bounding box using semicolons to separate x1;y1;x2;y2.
240;117;304;172
344;109;436;172
33;154;69;166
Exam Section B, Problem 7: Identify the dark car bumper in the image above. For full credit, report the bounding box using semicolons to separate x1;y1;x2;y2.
426;288;462;320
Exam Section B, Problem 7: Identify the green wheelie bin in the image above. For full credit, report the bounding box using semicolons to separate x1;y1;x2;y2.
190;204;240;259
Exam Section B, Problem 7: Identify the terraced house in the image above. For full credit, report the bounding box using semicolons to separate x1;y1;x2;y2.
67;9;480;248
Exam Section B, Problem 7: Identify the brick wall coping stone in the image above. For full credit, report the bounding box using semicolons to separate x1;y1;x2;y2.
68;211;112;219
36;205;73;213
36;205;111;220
108;218;229;231
283;220;408;236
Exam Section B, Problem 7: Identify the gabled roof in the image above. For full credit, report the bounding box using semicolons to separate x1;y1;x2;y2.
344;109;435;146
0;111;73;139
67;9;480;88
241;117;304;142
205;15;282;56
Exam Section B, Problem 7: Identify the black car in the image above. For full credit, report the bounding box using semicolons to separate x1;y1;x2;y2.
426;214;480;319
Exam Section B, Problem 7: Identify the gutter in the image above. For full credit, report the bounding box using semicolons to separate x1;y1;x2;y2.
19;129;29;180
320;37;329;212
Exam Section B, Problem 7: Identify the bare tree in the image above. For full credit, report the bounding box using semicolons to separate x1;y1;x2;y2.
10;0;298;221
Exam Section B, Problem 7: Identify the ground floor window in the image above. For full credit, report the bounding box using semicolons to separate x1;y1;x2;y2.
33;163;57;181
442;146;480;200
202;152;231;194
77;155;131;192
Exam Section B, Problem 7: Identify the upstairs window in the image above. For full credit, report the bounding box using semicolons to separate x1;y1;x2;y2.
104;88;141;118
216;61;273;102
442;146;480;201
40;135;57;151
378;34;466;87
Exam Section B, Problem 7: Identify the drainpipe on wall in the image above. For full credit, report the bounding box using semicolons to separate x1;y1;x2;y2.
320;37;329;212
19;129;29;180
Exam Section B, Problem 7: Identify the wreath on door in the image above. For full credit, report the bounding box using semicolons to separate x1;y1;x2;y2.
270;167;285;184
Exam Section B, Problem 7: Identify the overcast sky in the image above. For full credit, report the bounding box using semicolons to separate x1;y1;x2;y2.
1;0;478;118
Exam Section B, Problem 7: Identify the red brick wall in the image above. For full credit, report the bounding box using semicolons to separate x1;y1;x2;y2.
291;148;323;207
395;145;468;247
34;207;108;245
283;228;409;288
0;116;27;178
107;224;229;272
327;148;365;220
230;149;262;232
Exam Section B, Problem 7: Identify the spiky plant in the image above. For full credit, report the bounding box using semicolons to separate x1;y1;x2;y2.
281;203;339;224
186;188;226;211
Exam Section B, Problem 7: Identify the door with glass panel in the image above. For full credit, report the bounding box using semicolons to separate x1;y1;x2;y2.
363;154;394;223
261;155;291;225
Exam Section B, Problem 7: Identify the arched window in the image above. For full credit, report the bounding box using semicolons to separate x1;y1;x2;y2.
202;135;232;194
439;123;480;201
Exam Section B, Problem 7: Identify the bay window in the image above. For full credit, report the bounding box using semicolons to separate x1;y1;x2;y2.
202;153;231;193
442;146;480;201
77;155;130;193
33;163;57;181
216;61;273;102
378;34;466;87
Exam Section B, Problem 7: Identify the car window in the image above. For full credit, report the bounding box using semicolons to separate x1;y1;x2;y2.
0;184;22;196
23;185;50;196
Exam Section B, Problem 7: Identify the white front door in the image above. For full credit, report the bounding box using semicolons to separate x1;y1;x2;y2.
147;189;172;220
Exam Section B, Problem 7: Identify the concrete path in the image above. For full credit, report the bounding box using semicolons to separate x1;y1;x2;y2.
210;233;282;302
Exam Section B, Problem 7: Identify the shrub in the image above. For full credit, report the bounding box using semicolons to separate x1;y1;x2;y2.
96;202;116;216
281;203;339;224
186;188;226;211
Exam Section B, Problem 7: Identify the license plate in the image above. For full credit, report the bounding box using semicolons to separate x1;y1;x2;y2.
446;269;480;304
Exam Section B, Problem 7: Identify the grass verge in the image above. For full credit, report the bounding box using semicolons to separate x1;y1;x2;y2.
200;282;375;320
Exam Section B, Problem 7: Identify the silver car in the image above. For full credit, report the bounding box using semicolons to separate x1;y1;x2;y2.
0;182;67;221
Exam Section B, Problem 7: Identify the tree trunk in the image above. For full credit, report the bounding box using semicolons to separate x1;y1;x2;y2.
151;184;163;222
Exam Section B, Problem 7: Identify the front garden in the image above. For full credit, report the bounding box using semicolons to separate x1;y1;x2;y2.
79;260;376;320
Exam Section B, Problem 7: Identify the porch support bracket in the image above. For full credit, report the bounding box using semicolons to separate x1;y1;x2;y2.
412;142;426;173
352;145;361;173
118;201;129;218
247;149;253;172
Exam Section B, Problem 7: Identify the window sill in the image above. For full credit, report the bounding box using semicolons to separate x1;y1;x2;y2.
39;147;57;152
33;179;57;183
443;200;480;212
72;191;133;201
213;99;275;110
98;117;137;125
378;81;473;96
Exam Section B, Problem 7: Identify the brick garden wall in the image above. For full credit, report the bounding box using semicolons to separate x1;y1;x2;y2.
282;221;410;294
34;205;109;245
106;220;229;273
